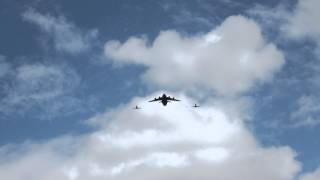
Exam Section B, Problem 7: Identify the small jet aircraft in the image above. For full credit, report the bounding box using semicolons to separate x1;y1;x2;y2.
148;94;180;106
133;105;141;109
192;104;200;108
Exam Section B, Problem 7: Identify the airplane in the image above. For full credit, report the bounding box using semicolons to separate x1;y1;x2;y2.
133;105;141;109
192;104;200;108
148;94;180;106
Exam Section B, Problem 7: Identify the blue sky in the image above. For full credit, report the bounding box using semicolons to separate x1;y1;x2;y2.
1;0;320;179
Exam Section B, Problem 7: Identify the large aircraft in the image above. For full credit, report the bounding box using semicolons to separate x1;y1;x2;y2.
192;104;200;108
149;94;180;106
133;105;141;109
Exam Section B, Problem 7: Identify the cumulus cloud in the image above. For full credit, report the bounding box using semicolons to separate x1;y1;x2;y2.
105;15;285;95
22;9;98;54
0;94;301;180
300;167;320;180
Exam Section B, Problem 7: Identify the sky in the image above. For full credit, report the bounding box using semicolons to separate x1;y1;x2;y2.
0;0;320;179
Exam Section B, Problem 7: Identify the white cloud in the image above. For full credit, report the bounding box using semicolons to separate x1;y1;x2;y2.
105;15;285;95
286;0;320;57
248;0;320;39
0;94;301;180
22;9;98;54
285;0;320;39
194;147;229;162
249;0;320;55
300;167;320;180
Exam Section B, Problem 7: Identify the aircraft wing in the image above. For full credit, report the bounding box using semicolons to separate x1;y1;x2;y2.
148;97;162;102
167;97;180;101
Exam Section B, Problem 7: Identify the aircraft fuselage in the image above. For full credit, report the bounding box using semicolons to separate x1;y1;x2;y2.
161;94;168;106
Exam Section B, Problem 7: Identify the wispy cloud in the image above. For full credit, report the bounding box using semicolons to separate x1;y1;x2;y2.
0;58;82;119
290;95;320;127
248;0;320;55
22;9;98;55
171;9;213;28
248;0;320;129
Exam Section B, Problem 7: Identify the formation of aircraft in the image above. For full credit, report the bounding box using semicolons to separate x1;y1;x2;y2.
133;93;200;109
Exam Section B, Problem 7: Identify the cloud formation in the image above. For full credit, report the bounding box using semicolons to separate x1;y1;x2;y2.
105;15;285;95
285;0;320;39
300;167;320;180
286;0;320;57
248;0;320;128
249;0;320;55
23;9;98;54
0;94;301;180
